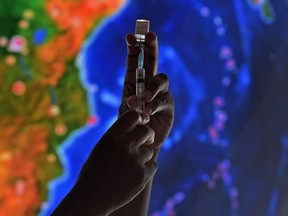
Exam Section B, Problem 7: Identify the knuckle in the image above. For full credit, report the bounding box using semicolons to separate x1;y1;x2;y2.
157;73;169;91
150;161;158;171
158;73;168;81
146;146;154;159
152;162;158;173
142;144;153;155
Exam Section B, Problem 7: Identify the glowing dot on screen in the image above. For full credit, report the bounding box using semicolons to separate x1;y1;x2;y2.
208;126;218;139
5;55;16;66
213;96;225;108
222;172;232;185
19;20;29;29
15;179;25;195
12;81;26;95
55;123;67;135
0;36;8;47
219;46;233;59
215;110;228;122
230;187;239;198
23;10;34;19
50;105;61;116
47;153;57;163
0;152;12;161
200;6;210;17
198;133;208;142
87;115;99;125
201;174;210;181
214;16;223;25
226;59;236;70
173;192;185;203
214;121;225;131
222;76;231;86
218;160;231;172
217;26;226;36
50;6;61;17
8;35;27;53
165;199;174;208
71;18;82;27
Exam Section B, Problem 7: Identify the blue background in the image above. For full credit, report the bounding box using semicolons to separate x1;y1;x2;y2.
42;0;288;215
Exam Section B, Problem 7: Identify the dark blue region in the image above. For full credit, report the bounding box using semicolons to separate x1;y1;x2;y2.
46;0;288;215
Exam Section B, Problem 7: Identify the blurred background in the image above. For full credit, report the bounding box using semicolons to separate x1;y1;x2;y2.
0;0;288;215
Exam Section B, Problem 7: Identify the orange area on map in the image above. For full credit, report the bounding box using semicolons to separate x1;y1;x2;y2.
38;0;125;86
0;0;125;215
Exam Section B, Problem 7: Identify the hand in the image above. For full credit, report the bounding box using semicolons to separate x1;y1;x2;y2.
119;32;174;151
74;110;157;215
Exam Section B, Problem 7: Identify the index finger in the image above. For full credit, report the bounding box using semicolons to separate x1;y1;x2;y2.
144;32;158;80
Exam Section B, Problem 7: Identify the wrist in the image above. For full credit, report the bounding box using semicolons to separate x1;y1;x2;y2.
52;181;109;216
72;181;110;216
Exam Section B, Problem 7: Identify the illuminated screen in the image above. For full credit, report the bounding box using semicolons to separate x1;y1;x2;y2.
1;0;288;215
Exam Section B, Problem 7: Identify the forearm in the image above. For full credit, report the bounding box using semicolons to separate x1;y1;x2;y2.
51;182;109;216
109;149;159;216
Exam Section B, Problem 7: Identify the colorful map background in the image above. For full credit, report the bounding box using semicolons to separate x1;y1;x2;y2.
0;0;288;216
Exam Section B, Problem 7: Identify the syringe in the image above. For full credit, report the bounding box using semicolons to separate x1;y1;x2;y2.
135;19;150;113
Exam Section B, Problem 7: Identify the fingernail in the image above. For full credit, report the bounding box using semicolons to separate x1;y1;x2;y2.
145;107;153;115
141;112;150;124
127;96;137;109
146;137;155;145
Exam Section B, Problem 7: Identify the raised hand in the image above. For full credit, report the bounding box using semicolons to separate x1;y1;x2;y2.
51;110;157;216
119;32;174;151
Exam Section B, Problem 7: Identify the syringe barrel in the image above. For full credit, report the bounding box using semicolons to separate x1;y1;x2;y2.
136;68;145;112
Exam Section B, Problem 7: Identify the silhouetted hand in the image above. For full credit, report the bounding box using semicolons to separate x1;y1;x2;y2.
119;32;174;150
52;110;157;216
